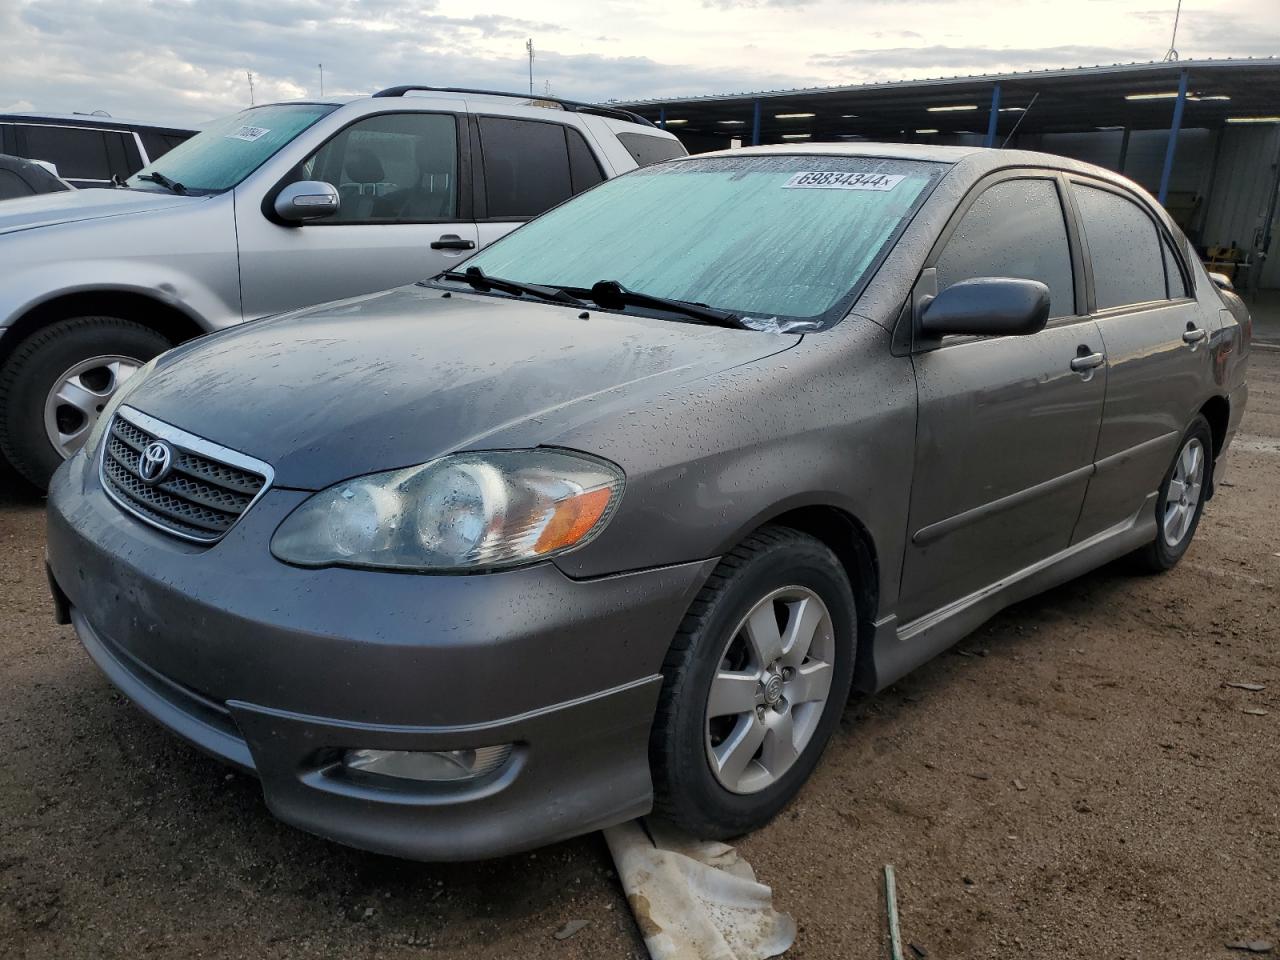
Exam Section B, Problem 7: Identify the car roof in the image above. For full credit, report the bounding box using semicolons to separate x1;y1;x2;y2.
0;112;195;134
683;141;1150;195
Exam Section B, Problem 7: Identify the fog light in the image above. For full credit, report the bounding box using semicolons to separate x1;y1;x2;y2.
342;745;512;782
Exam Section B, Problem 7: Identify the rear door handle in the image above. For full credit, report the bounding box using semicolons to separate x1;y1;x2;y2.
430;235;476;251
1070;351;1105;372
1182;327;1207;345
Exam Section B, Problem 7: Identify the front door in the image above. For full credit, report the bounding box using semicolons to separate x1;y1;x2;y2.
1067;179;1218;541
235;111;477;320
898;174;1107;623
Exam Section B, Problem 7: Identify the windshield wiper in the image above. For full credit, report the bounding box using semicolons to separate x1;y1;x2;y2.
136;171;187;195
581;280;747;329
439;266;585;306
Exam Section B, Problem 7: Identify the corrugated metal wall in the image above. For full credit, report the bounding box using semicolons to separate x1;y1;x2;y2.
1200;126;1280;288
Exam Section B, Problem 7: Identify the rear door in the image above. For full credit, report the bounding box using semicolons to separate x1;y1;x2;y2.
1067;179;1215;541
898;172;1107;623
471;115;606;250
235;110;477;320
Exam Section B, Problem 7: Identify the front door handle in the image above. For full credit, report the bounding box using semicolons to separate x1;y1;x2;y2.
1070;351;1106;373
1182;327;1207;345
430;235;476;251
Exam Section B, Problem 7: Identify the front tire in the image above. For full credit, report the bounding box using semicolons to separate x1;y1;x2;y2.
1131;414;1213;573
650;526;857;839
0;317;170;490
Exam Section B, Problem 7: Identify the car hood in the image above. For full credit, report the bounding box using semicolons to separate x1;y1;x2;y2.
0;187;196;236
127;285;800;489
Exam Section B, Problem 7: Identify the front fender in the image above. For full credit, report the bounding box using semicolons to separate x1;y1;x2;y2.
0;197;241;336
552;320;917;617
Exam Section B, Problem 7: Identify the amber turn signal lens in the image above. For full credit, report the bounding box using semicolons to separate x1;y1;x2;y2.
534;487;614;554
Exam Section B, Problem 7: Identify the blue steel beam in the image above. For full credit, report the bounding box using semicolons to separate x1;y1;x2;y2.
984;83;1001;147
752;99;762;146
1157;69;1189;206
659;106;666;130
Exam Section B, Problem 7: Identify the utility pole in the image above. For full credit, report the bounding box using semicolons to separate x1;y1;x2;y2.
246;70;255;106
318;63;324;97
526;39;534;95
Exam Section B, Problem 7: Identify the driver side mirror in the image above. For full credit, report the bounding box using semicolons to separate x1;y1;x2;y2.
1208;271;1234;293
920;277;1051;339
273;180;340;223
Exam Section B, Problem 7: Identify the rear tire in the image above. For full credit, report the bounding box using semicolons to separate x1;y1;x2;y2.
1130;414;1213;573
650;526;856;839
0;317;171;490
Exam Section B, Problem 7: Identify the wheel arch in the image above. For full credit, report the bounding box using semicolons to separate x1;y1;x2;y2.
0;289;206;367
1199;394;1229;459
747;504;881;692
1198;394;1230;500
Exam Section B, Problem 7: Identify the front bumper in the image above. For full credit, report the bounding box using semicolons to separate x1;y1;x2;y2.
47;452;716;860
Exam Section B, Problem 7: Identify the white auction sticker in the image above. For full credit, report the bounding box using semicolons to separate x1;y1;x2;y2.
783;171;904;191
226;125;271;142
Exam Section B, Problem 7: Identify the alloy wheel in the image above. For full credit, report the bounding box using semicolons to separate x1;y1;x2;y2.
43;355;141;459
1162;436;1205;548
704;585;836;795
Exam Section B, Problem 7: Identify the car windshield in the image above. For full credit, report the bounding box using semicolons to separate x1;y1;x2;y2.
126;103;337;194
455;154;946;326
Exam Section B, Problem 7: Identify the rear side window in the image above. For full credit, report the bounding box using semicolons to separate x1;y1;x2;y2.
0;168;35;200
617;133;687;167
19;124;112;180
935;178;1076;319
1162;234;1189;298
1071;183;1167;308
566;128;604;193
478;117;576;219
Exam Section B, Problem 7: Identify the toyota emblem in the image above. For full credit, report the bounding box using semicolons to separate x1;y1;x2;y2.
138;440;173;484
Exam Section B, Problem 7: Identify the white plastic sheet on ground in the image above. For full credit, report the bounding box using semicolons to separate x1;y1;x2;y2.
604;819;797;960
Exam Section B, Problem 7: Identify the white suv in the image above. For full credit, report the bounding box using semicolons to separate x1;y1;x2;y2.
0;86;685;488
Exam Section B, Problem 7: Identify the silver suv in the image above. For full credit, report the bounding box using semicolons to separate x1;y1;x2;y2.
0;86;684;488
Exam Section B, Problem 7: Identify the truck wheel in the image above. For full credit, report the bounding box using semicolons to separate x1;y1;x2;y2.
0;317;171;490
649;526;857;839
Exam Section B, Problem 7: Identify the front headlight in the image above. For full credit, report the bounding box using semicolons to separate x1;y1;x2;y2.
270;449;624;572
84;356;158;456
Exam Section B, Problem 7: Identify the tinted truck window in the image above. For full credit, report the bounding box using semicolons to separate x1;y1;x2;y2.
617;133;687;167
479;117;574;219
935;178;1075;318
20;124;112;181
1072;183;1167;308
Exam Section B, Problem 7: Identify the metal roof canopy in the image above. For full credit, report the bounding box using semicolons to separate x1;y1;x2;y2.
611;59;1280;144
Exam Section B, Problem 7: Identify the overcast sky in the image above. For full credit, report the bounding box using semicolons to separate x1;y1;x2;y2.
1;0;1277;126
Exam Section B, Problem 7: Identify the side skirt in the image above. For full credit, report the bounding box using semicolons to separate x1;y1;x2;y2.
854;492;1158;693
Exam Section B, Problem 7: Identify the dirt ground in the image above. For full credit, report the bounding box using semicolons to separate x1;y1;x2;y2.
2;350;1277;960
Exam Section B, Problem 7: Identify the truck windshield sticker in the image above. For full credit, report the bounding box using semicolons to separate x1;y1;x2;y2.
782;172;905;191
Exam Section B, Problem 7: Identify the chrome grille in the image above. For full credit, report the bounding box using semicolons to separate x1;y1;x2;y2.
99;407;272;544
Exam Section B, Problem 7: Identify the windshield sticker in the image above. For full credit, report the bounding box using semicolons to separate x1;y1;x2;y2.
783;171;905;191
225;125;271;143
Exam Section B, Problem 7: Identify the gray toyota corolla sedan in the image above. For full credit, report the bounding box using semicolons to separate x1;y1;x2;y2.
46;144;1250;860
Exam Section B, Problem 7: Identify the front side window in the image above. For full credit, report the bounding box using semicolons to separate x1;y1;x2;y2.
1071;183;1167;309
20;125;112;180
127;103;336;194
457;155;945;324
935;178;1076;319
301;113;458;224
